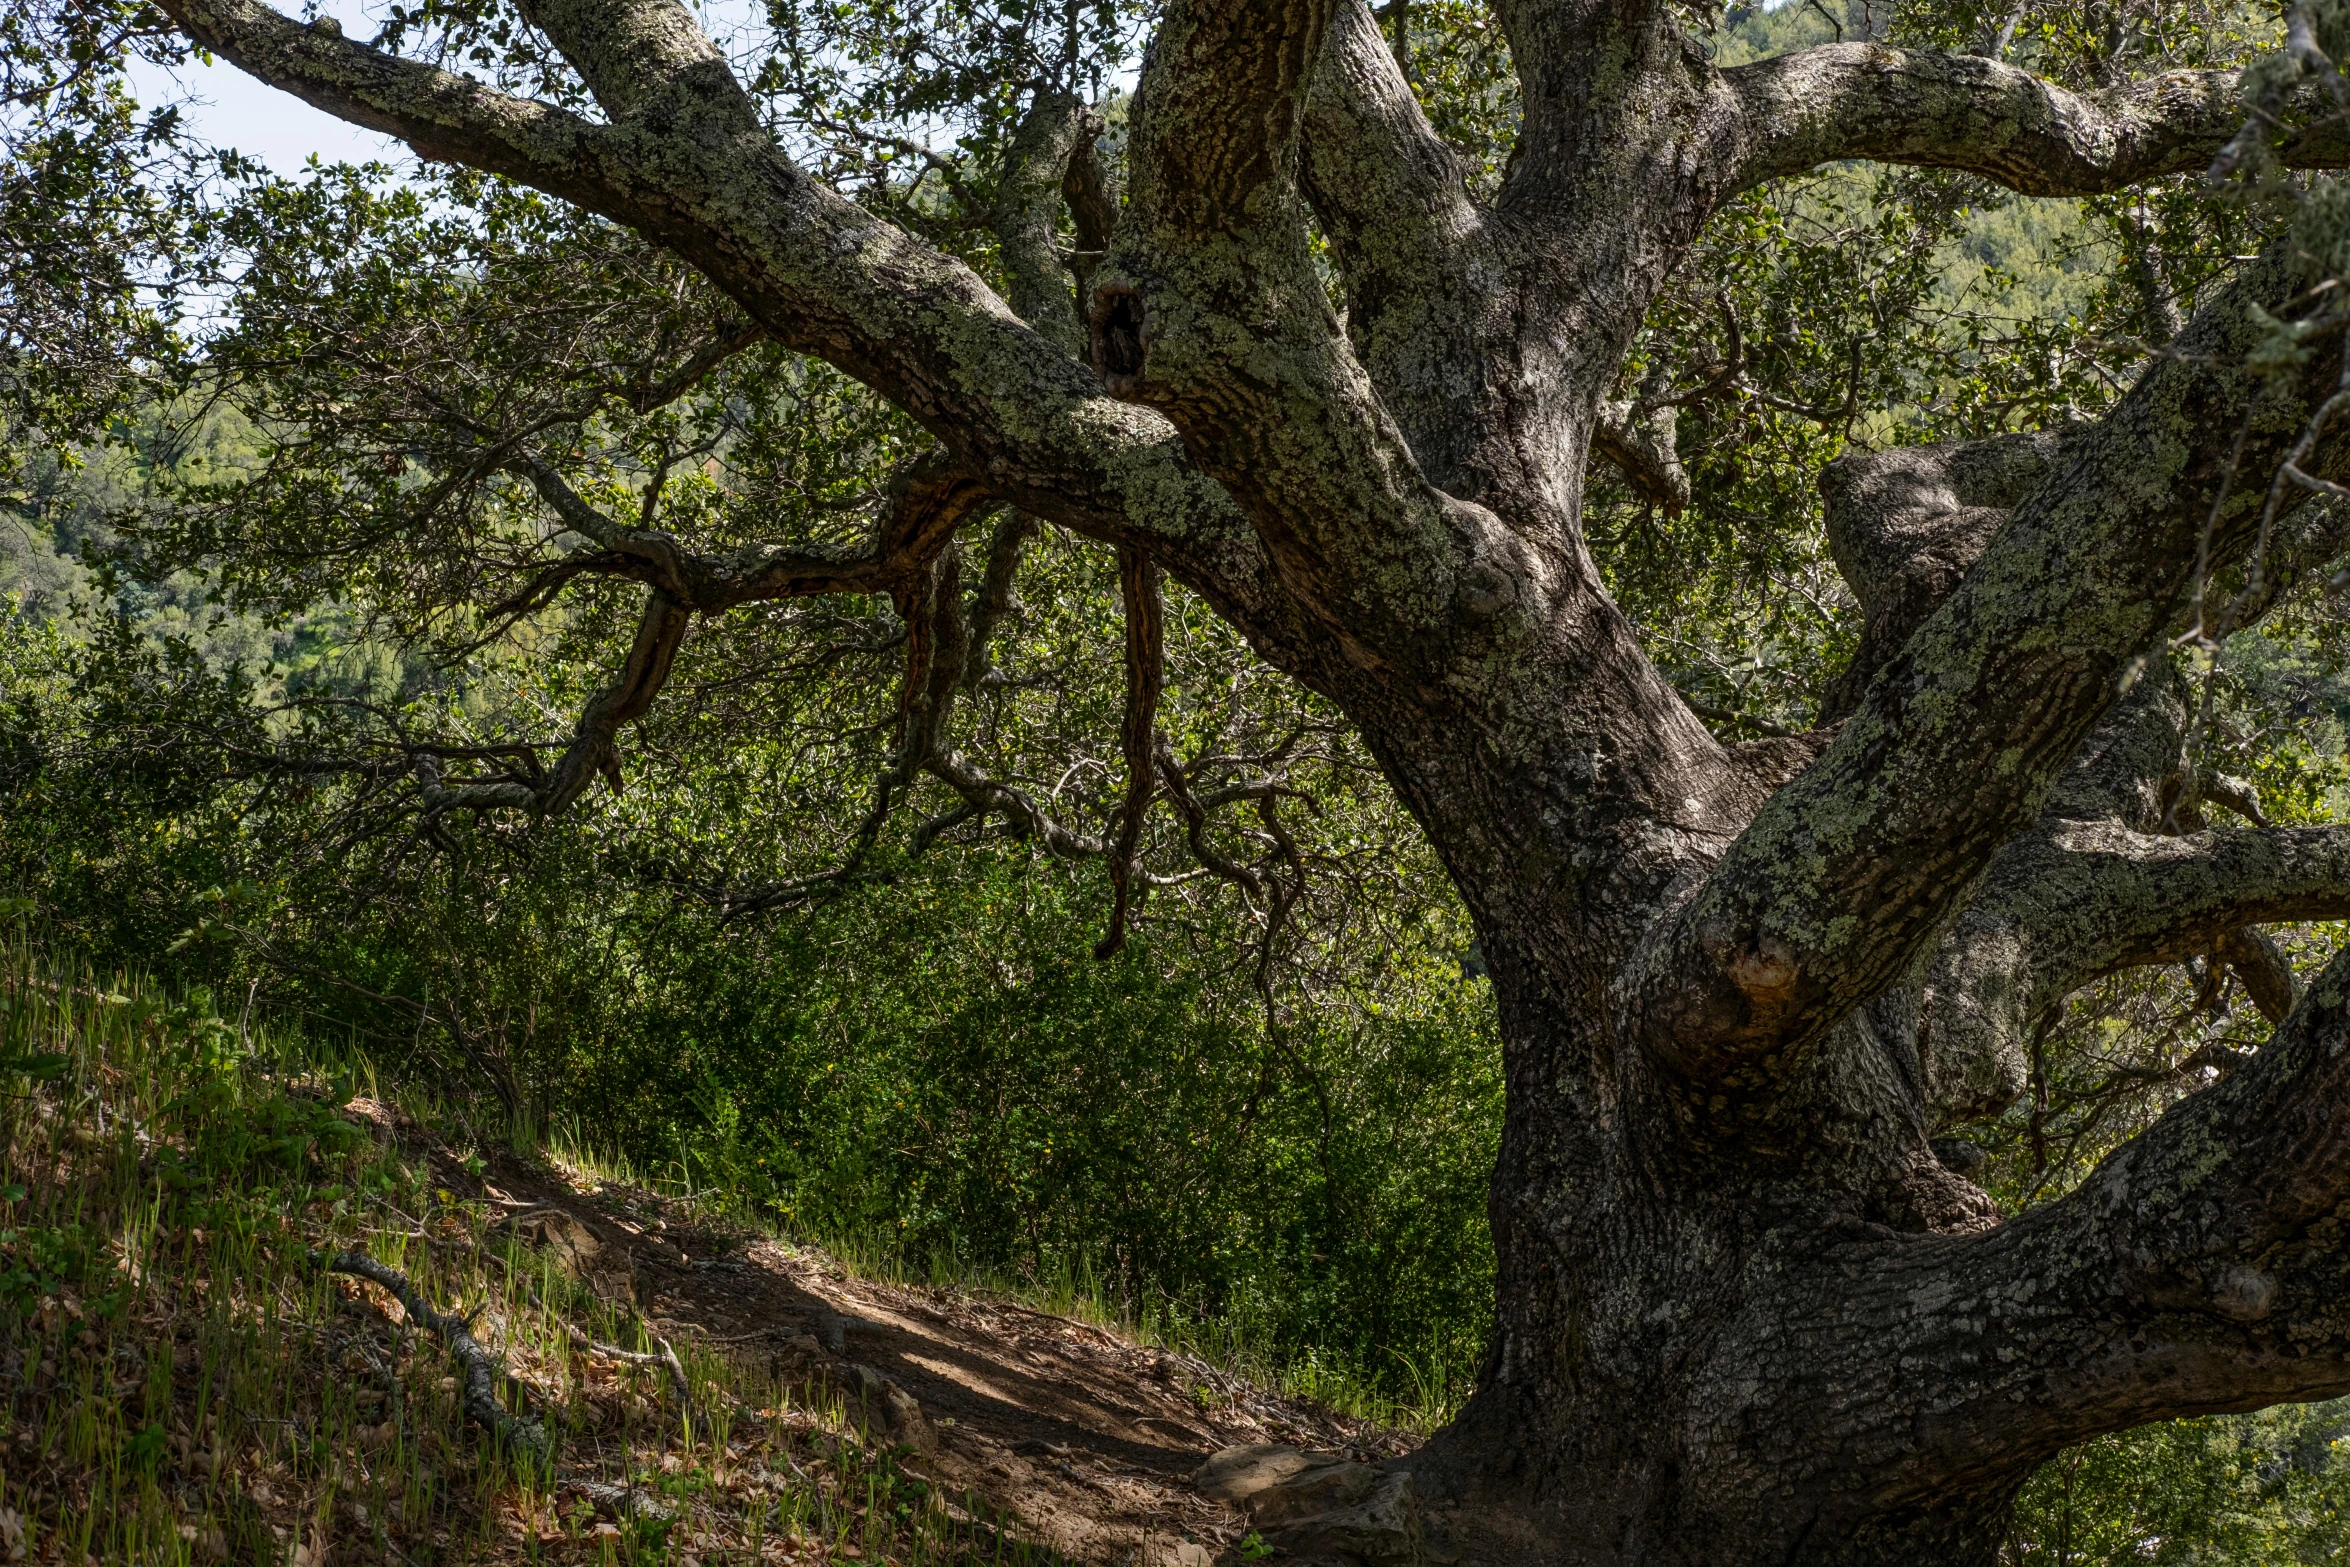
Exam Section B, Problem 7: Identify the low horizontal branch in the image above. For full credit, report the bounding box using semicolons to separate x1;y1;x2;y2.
1921;818;2350;1119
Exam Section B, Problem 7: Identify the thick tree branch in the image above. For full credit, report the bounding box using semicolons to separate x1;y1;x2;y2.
537;587;689;812
1620;245;2350;1099
1106;0;1580;689
159;0;1298;670
155;0;632;203
1823;432;2350;726
992;93;1103;355
1819;427;2074;720
1299;0;1530;504
508;0;750;125
1297;0;1474;360
1772;948;2350;1502
1490;0;1691;220
1712;46;2350;198
1126;0;1332;236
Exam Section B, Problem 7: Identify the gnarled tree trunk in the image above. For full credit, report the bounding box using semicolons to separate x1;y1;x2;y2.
142;0;2350;1557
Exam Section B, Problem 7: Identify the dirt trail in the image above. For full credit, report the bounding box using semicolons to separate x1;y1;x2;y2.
450;1137;1411;1565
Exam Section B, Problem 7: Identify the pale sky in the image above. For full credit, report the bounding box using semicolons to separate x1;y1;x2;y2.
126;0;790;176
131;2;1150;178
129;0;402;175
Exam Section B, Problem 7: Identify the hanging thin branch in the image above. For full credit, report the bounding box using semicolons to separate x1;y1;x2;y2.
1095;546;1165;959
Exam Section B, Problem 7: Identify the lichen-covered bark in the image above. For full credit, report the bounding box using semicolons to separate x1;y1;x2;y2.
142;0;2350;1559
1817;428;2075;720
1711;44;2350;197
1619;248;2350;1100
1671;943;2350;1562
1817;436;2350;1125
1920;813;2350;1115
156;0;1311;673
993;93;1103;356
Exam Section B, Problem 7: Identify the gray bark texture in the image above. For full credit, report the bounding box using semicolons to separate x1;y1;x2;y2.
144;0;2350;1558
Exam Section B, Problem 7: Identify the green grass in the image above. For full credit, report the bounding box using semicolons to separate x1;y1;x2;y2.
0;937;1074;1565
536;1123;1458;1440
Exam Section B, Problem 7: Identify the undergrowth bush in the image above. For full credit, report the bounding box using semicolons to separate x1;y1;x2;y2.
0;618;1504;1422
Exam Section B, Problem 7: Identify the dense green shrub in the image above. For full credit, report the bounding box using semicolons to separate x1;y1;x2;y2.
0;614;1500;1409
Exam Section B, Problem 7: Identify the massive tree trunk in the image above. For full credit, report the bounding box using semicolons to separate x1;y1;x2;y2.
138;0;2350;1558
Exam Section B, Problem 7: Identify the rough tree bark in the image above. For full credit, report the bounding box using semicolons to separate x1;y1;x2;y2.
139;0;2350;1558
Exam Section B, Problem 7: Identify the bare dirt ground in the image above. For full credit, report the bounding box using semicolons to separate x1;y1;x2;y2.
450;1137;1414;1566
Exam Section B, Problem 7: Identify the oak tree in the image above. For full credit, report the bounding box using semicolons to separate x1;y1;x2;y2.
33;0;2350;1559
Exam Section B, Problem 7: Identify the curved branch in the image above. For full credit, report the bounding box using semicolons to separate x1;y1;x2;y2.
421;452;987;824
961;509;1033;691
538;587;690;812
1157;735;1265;900
1921;818;2350;1121
417;586;688;815
925;749;1109;859
512;454;696;599
513;449;991;611
1768;948;2350;1505
327;1251;548;1462
1712;45;2350;198
625;318;765;415
158;0;1297;671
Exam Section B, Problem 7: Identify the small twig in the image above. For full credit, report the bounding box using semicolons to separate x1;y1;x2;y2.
520;1277;712;1438
571;1325;696;1410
